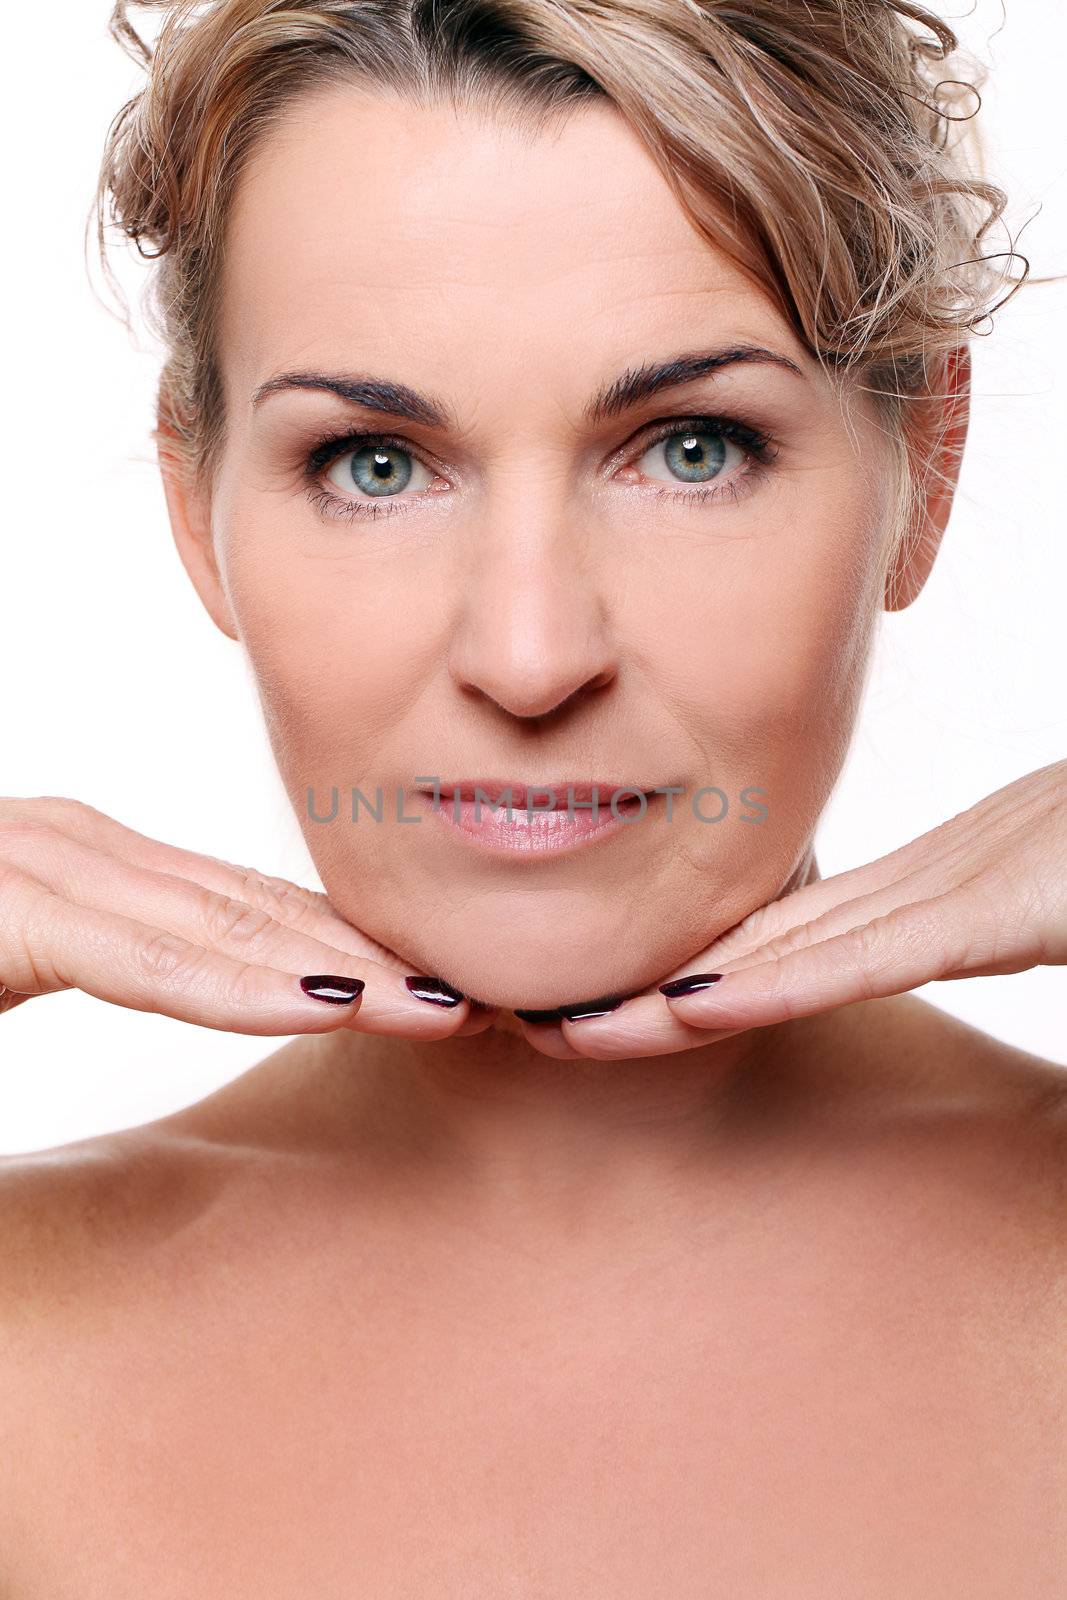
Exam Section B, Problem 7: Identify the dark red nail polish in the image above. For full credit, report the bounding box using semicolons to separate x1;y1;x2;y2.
513;1006;564;1024
558;995;627;1021
300;974;365;1004
405;975;465;1007
658;973;724;997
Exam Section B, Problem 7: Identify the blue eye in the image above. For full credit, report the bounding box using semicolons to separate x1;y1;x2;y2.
302;413;778;525
324;441;434;500
637;426;736;486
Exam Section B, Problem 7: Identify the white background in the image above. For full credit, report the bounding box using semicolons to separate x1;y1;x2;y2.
2;1;1064;1153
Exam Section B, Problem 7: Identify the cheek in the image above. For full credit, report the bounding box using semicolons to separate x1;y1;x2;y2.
632;498;884;804
710;553;874;737
219;527;444;781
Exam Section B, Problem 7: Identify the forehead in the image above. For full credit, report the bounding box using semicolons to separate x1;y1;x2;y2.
219;83;805;400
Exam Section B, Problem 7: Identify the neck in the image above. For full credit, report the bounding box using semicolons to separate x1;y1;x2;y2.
301;847;830;1223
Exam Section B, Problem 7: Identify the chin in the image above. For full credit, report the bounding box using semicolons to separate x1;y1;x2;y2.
404;928;671;1011
323;858;745;1012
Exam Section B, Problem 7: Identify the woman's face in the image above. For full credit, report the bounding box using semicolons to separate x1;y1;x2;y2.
192;85;900;1010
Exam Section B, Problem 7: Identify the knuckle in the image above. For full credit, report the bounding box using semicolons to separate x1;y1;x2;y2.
849;916;885;965
841;919;889;998
0;819;77;896
28;795;92;824
700;903;778;966
202;891;279;954
219;959;278;1009
0;941;38;997
0;796;90;830
0;855;41;916
0;816;57;855
0;877;57;995
232;866;316;929
724;953;805;1023
134;929;202;985
724;902;777;949
210;856;256;877
758;960;806;1020
756;921;815;963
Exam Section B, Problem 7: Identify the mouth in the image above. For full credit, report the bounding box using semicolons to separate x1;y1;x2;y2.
412;778;666;857
423;778;648;806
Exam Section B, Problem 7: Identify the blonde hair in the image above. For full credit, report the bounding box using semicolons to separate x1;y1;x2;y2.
94;0;1048;577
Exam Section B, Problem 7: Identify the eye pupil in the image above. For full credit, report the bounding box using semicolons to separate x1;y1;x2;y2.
664;429;727;483
350;443;412;496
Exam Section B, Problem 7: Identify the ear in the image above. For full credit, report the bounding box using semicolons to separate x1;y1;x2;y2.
155;416;239;641
884;343;971;612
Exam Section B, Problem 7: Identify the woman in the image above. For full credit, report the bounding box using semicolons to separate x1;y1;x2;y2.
0;0;1064;1590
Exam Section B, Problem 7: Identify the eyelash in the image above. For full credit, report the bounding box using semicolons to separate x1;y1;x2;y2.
301;414;780;525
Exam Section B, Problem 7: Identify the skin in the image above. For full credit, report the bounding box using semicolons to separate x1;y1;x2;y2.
187;88;896;1013
0;88;1064;1596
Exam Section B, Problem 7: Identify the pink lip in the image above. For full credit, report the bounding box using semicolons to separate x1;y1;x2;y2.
412;780;659;857
422;779;645;806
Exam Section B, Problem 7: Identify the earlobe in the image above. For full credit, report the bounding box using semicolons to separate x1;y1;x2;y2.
155;418;239;642
884;344;972;613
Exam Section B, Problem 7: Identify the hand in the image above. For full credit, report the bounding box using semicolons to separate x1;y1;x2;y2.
0;796;497;1039
514;760;1067;1060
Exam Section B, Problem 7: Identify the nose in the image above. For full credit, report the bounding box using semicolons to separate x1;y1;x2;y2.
447;497;619;721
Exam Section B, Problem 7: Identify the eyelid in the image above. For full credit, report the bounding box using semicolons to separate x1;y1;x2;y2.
302;411;779;522
617;412;777;467
304;427;445;480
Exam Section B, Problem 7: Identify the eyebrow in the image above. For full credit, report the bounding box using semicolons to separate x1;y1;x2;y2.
250;343;806;429
586;344;806;423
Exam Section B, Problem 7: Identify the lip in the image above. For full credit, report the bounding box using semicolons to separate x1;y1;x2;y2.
420;778;648;806
412;778;662;857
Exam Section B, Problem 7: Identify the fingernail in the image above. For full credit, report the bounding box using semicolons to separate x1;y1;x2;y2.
405;975;465;1008
557;995;627;1021
658;973;724;997
513;1006;564;1025
300;974;366;1005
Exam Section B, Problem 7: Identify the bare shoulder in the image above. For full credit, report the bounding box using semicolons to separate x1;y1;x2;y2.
930;1001;1067;1206
915;995;1064;1119
827;995;1067;1259
0;1122;253;1323
0;1041;325;1320
833;991;1067;1119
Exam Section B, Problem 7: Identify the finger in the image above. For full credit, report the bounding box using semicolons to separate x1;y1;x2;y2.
452;1002;501;1036
520;881;883;1059
3;820;471;1039
692;838;972;974
0;862;365;1036
509;994;740;1060
558;992;742;1058
0;797;401;972
689;767;1062;974
514;1018;586;1058
691;860;964;981
0;983;35;1017
660;889;992;1032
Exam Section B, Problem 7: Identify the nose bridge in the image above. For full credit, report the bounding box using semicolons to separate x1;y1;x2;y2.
448;482;617;720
